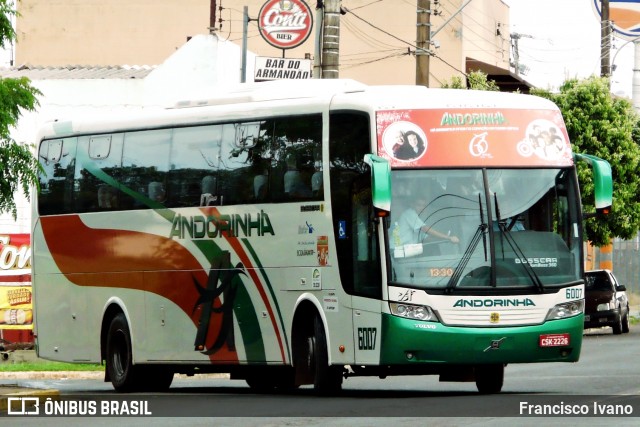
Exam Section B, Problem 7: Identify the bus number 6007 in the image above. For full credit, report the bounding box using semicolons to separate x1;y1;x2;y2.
358;327;377;350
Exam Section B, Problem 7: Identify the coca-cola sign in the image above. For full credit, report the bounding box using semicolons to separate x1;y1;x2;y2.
258;0;314;50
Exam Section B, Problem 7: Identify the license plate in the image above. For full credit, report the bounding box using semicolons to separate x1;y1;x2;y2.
539;333;570;347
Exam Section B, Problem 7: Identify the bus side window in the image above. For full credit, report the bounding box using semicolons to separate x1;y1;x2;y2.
170;125;220;207
273;114;322;203
121;129;170;209
38;138;77;215
74;134;123;213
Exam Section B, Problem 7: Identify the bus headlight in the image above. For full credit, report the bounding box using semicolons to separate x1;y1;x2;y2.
545;300;584;321
389;302;439;322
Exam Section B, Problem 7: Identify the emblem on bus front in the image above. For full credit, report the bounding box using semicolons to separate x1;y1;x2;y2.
484;337;507;352
490;312;500;323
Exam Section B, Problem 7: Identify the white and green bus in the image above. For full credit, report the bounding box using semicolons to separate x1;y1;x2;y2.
32;79;612;394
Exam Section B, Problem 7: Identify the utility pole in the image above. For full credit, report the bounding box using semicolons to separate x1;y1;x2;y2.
601;0;611;78
511;33;533;76
210;0;217;33
241;6;249;83
321;0;341;78
416;0;431;86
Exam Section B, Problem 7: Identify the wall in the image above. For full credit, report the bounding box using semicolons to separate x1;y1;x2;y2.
14;0;511;87
15;0;209;66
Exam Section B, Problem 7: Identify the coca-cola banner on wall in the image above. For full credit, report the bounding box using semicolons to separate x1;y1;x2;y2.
258;0;314;50
0;234;32;331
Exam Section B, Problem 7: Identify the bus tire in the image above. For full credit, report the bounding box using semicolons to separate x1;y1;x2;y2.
106;313;140;392
475;364;504;394
311;315;343;395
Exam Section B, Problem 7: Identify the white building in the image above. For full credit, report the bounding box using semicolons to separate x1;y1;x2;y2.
0;34;255;233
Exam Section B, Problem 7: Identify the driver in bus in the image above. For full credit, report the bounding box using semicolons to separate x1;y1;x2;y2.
397;193;459;246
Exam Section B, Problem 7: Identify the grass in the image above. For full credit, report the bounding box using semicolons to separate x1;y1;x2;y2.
1;361;104;372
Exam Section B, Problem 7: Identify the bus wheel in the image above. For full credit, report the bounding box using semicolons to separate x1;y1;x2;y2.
310;315;343;395
106;313;140;392
475;364;504;394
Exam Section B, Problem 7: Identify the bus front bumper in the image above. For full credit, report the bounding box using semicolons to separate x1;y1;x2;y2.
380;313;583;365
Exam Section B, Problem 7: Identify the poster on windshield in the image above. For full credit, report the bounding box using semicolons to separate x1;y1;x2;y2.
0;234;32;330
376;108;573;168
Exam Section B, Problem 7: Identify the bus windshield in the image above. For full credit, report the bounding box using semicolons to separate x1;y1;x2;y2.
388;168;581;292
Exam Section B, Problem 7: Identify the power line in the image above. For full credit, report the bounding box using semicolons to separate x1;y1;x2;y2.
343;7;417;51
343;7;467;76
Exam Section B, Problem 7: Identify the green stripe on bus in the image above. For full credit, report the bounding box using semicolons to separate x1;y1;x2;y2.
241;238;291;362
233;275;267;361
193;238;266;361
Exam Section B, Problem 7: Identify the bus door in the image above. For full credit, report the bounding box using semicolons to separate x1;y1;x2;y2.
329;111;383;364
350;186;383;365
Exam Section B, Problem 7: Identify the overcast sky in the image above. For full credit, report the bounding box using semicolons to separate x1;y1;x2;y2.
504;0;635;98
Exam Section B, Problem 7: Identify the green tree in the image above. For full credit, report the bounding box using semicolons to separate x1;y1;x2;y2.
0;0;42;218
441;71;500;91
532;76;640;246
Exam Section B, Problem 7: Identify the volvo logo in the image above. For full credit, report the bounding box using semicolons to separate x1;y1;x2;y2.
483;337;507;352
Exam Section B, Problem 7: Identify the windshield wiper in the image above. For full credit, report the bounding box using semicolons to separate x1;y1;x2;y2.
446;193;487;293
493;194;544;293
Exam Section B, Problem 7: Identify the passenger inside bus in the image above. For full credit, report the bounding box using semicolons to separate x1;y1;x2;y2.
200;175;217;206
148;181;166;203
311;147;323;197
97;185;118;210
254;173;268;201
283;153;312;199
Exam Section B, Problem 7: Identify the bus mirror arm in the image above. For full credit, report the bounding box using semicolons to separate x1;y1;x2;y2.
364;154;392;213
583;207;612;220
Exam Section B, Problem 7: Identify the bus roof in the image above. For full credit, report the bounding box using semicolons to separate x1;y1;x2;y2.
38;79;560;141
